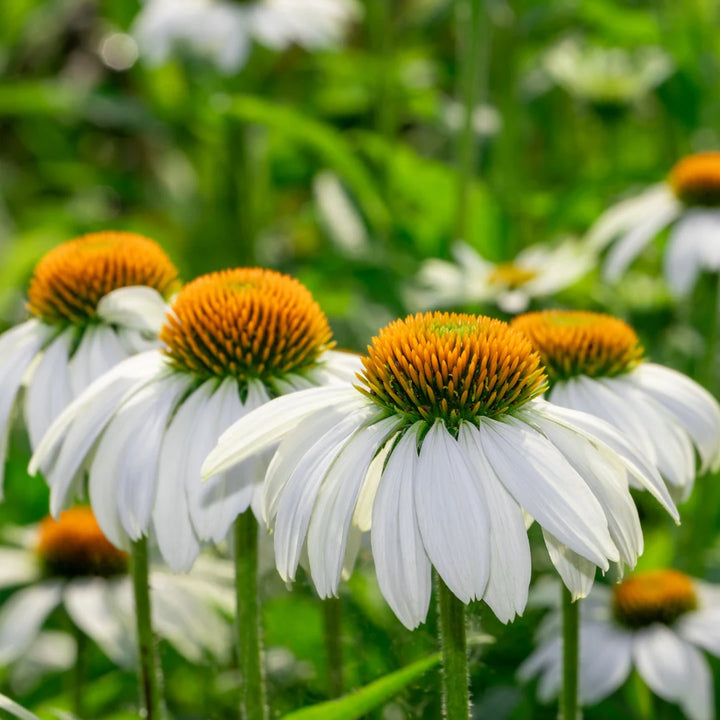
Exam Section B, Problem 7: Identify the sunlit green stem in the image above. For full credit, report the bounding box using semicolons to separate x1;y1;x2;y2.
626;670;653;720
437;577;469;719
234;512;268;720
323;597;344;698
560;585;581;720
130;537;164;720
454;0;484;244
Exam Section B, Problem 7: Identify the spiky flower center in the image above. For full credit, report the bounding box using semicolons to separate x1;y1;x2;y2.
358;312;547;430
669;152;720;207
488;263;537;289
27;232;179;325
511;310;643;381
160;268;333;387
36;507;128;578
613;569;697;629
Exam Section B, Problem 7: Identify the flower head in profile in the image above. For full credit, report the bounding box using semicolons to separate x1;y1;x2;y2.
0;231;177;495
203;311;672;629
512;310;720;502
519;570;720;720
409;240;592;314
30;268;359;572
0;507;233;685
588;152;720;296
133;0;359;73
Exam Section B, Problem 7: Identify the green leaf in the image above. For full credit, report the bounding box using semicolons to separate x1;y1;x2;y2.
218;95;390;236
280;653;440;720
0;693;42;720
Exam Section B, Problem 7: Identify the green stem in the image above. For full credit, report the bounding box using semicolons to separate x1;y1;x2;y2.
234;512;267;720
454;0;484;245
70;624;85;718
626;670;653;720
130;537;164;720
322;597;344;698
560;585;580;720
437;577;469;720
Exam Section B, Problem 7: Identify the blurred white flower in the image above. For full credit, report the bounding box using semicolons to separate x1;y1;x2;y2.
588;152;720;296
519;571;720;720
442;99;502;138
133;0;360;73
409;240;593;314
0;507;233;681
0;232;176;497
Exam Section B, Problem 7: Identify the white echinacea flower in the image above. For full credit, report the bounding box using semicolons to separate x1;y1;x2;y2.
409;239;593;314
133;0;360;73
519;569;720;720
512;310;720;503
30;268;360;572
0;507;233;680
588;152;720;296
0;231;177;496
203;311;675;629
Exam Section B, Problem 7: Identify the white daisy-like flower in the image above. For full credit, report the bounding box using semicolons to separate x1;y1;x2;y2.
588;152;720;296
202;311;676;629
512;310;720;504
30;268;360;573
519;569;720;720
133;0;360;73
409;240;593;314
0;231;177;497
0;507;233;679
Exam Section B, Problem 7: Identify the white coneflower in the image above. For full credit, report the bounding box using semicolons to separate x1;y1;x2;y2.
0;231;177;496
588;152;720;296
133;0;360;73
520;570;720;720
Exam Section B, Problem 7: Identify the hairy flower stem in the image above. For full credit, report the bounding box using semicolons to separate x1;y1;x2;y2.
323;597;344;697
130;537;164;720
560;585;580;720
437;576;469;719
235;512;268;720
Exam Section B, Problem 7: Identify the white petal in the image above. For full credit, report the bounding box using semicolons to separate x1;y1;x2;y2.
311;350;363;385
0;582;63;663
96;286;170;333
202;385;365;479
414;421;490;604
604;198;680;281
0;548;41;589
543;531;596;600
634;626;713;720
676;607;720;657
458;423;531;622
9;631;75;693
67;325;127;396
352;437;393;533
370;424;431;629
63;578;135;667
478;416;616;568
307;415;402;598
517;636;561;702
23;328;74;450
578;622;633;703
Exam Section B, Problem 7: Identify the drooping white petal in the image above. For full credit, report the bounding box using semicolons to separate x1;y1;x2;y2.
458;422;531;622
604;197;680;281
67;325;128;397
307;416;403;598
96;286;170;334
676;607;720;658
352;438;393;533
9;631;75;693
310;350;363;385
202;385;365;479
519;636;563;703
0;549;41;589
370;424;431;629
273;412;368;582
414;421;490;604
633;625;713;720
578;622;633;704
543;531;596;600
0;581;63;663
63;578;136;668
23;328;74;450
478;416;617;568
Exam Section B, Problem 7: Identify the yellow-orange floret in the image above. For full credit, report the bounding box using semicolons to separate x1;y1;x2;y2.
358;312;547;429
36;507;128;578
511;310;643;381
161;268;333;385
27;231;179;325
669;152;720;207
488;263;538;289
613;569;697;628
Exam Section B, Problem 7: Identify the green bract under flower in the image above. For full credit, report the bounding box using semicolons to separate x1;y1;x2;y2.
160;268;334;386
511;310;644;382
357;312;547;430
